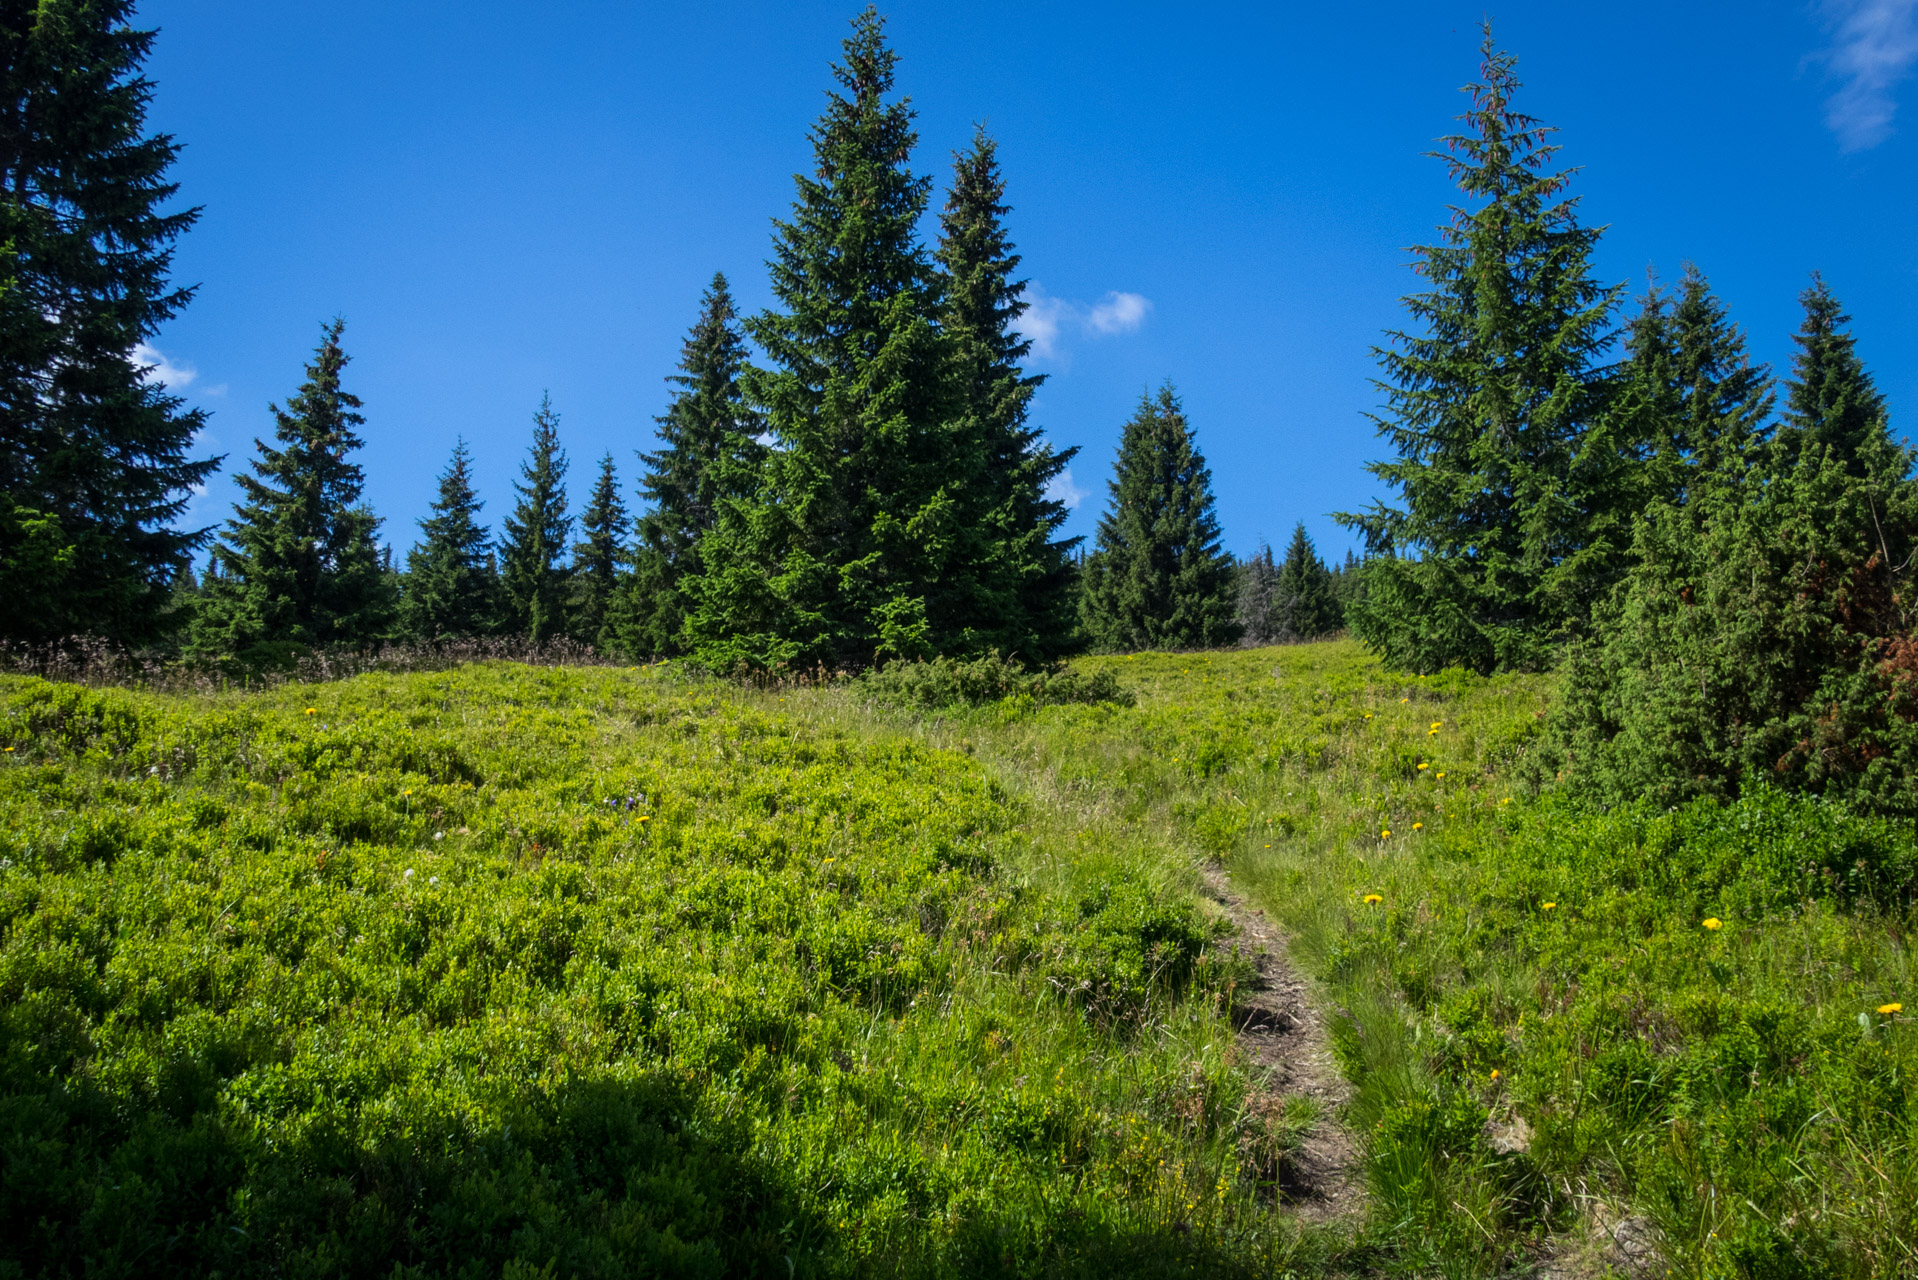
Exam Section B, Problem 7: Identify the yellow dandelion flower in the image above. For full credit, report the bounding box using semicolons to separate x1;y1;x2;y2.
1436;772;1446;779
1541;902;1556;910
1400;697;1410;703
1703;918;1722;930
1417;762;1429;770
1430;721;1442;730
402;789;413;797
637;815;651;822
304;708;317;715
1412;822;1424;830
1364;713;1373;720
1490;1069;1500;1081
2;746;12;752
1878;1003;1903;1015
1381;829;1391;838
1362;893;1383;904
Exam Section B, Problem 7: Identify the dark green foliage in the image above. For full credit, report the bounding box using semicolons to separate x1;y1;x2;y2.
1274;523;1342;641
400;438;496;640
1774;275;1889;478
1610;265;1774;516
188;321;393;663
620;273;763;657
0;0;216;643
934;127;1080;660
682;10;964;671
1079;385;1239;652
858;650;1132;710
1552;283;1917;817
498;394;572;644
571;453;627;648
1337;29;1619;674
1234;543;1280;645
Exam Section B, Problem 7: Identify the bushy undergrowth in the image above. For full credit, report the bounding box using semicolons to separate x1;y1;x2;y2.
0;666;1286;1279
857;652;1132;712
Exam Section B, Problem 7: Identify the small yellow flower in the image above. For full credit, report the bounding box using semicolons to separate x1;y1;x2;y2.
1436;772;1446;779
1541;902;1556;910
1417;762;1429;770
1412;822;1424;830
1490;1069;1500;1081
1430;721;1442;730
1878;1003;1903;1015
1363;893;1383;904
822;857;834;864
1703;918;1723;930
304;708;316;715
1364;713;1373;720
402;789;413;797
1381;829;1391;838
1400;697;1409;703
637;815;651;823
2;746;12;753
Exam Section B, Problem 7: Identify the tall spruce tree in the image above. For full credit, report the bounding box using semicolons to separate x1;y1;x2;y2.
1079;384;1239;652
1610;265;1773;517
1774;275;1889;480
0;1;217;643
498;394;573;644
1274;522;1342;641
400;438;495;640
1235;542;1281;645
189;320;392;660
620;273;763;656
571;453;627;648
682;8;962;670
1336;27;1620;674
934;126;1079;659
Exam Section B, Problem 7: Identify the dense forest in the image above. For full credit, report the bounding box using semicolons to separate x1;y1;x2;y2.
0;9;1911;797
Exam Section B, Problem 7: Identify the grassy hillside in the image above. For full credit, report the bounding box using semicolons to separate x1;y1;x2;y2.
3;644;1913;1277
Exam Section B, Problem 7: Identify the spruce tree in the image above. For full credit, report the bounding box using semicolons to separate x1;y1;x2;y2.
682;8;961;670
1234;542;1280;645
0;1;217;643
1774;275;1888;479
498;394;572;644
1335;27;1619;674
620;273;762;656
934;126;1079;659
1078;384;1239;652
189;320;392;661
400;438;495;641
571;453;627;648
1274;522;1341;640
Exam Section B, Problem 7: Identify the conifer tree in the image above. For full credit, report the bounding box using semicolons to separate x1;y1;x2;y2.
0;1;217;643
682;8;961;670
1274;522;1342;640
1234;542;1281;645
571;453;627;648
189;320;392;660
400;438;495;640
934;126;1079;658
1079;384;1239;652
499;394;572;644
1336;27;1619;674
1774;276;1889;480
619;273;762;656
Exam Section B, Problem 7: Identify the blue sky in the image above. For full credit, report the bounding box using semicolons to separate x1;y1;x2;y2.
141;0;1917;564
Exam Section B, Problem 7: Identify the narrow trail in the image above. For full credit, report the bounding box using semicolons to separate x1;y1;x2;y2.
1201;864;1365;1224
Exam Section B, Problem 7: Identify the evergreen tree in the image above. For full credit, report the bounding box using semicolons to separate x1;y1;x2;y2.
0;1;217;643
1234;542;1280;645
1774;275;1888;479
1336;27;1620;674
1274;522;1342;640
499;394;572;644
1610;265;1773;516
400;438;495;641
1079;384;1239;652
934;125;1079;659
682;8;962;670
189;320;392;661
572;453;627;648
620;273;762;656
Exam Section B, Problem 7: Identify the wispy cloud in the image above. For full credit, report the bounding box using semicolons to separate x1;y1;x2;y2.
132;341;199;390
1043;466;1089;511
1016;286;1153;359
1816;0;1918;151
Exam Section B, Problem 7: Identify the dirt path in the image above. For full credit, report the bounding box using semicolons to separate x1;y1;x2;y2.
1202;864;1365;1224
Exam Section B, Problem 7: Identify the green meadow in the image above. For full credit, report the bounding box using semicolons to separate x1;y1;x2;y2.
3;644;1914;1277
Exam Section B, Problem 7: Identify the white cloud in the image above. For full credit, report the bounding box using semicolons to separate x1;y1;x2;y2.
132;341;198;390
1044;465;1089;510
1817;0;1918;151
1015;285;1153;360
1086;291;1152;336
